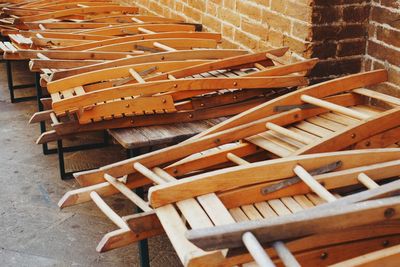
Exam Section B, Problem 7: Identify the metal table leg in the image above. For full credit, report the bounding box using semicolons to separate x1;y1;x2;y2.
6;60;14;102
5;60;36;103
57;131;109;180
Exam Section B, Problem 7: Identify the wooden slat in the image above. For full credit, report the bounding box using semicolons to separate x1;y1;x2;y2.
293;195;315;209
254;202;278;219
266;122;313;144
260;131;303;150
306;116;345;131
197;194;236;226
90;191;128;229
229;208;250;222
301;95;370;120
103;174;151;212
319;112;359;126
294;121;333;138
186;196;400;251
246;134;293;157
156;204;223;264
280;197;304;213
357;173;379;189
268;199;291;216
241;205;263;220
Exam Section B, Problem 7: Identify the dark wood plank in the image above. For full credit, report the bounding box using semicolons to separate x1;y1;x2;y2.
108;118;226;149
187;195;400;251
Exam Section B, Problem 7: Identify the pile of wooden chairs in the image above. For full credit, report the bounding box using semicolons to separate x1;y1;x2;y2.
59;69;400;265
0;0;320;145
2;1;400;266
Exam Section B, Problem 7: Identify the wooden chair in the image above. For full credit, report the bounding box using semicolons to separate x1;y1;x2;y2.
150;152;400;266
58;70;400;254
31;49;315;142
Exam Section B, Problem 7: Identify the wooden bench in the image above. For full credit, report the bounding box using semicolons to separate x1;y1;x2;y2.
108;117;227;152
0;40;37;103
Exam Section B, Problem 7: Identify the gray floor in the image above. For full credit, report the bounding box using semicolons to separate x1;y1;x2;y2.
0;62;181;266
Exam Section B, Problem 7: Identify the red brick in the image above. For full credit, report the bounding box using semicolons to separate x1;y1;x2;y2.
381;0;400;9
311;42;337;59
364;58;372;71
371;6;400;30
367;41;400;66
337;39;366;57
313;24;366;41
343;5;370;23
377;26;400;48
372;82;400;100
375;63;400;88
310;58;363;77
312;6;342;24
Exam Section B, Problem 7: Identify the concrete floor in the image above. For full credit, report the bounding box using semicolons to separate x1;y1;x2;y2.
0;62;181;266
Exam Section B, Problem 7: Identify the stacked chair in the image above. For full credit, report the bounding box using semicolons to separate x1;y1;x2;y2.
30;50;317;143
59;69;400;265
0;0;317;145
2;0;399;266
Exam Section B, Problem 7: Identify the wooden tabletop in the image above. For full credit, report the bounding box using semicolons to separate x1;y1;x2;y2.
108;117;227;149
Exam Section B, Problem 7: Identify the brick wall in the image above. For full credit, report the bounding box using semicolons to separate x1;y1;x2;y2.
119;0;400;89
364;0;400;95
310;0;371;83
118;0;314;63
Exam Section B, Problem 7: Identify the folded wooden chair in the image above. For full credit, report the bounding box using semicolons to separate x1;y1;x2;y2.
43;48;288;95
57;69;398;187
58;70;400;253
28;31;218;50
0;24;205;60
8;6;139;24
6;22;195;46
24;32;222;73
150;151;400;266
60;148;400;262
32;49;315;142
44;49;250;81
1;14;183;29
2;2;121;17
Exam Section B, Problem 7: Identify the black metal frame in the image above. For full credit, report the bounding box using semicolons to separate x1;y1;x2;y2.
1;36;35;103
5;59;36;103
56;131;109;180
127;148;150;267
